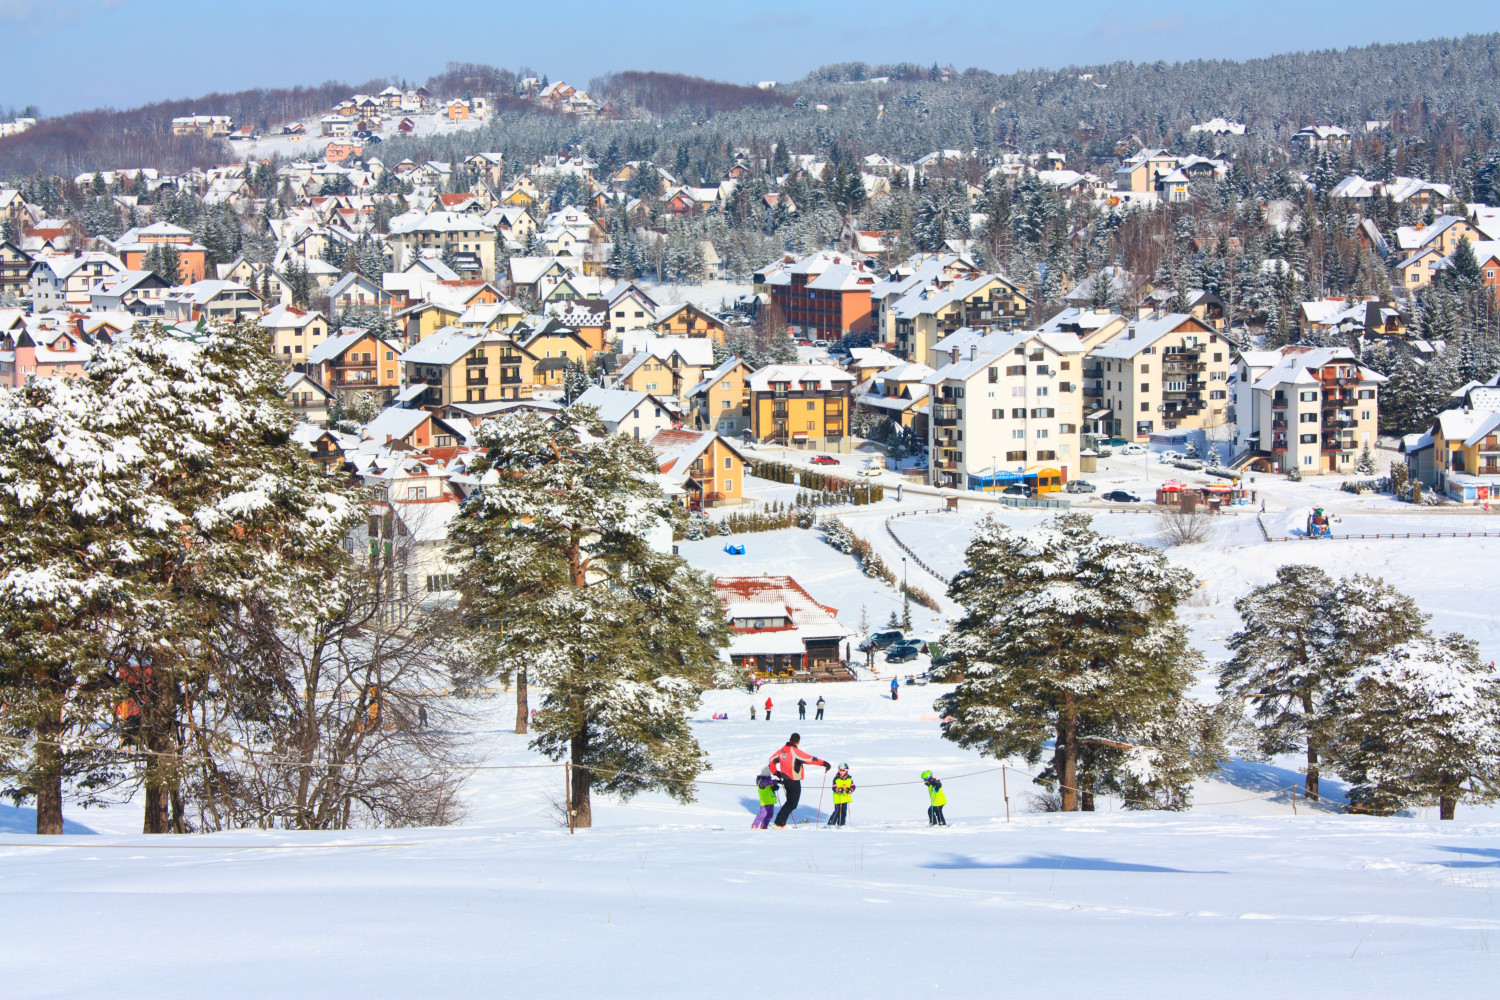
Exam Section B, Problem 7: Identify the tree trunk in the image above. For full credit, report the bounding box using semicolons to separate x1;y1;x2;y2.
568;733;592;829
514;669;528;735
1439;795;1456;820
1301;693;1319;802
33;708;64;835
1055;709;1078;812
141;682;177;835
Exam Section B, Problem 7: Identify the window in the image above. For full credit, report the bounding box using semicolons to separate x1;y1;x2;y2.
386;351;394;361
1359;389;1375;399
1012;429;1024;439
1213;353;1222;362
283;346;292;354
1059;361;1070;371
723;480;733;492
436;435;452;447
406;486;427;500
1210;390;1227;400
807;401;815;410
1006;450;1026;462
1361;410;1371;421
1303;455;1313;465
426;574;456;592
1300;433;1317;444
1300;390;1318;402
988;367;998;383
1036;450;1056;461
1141;402;1149;412
807;421;815;431
1140;383;1149;392
1035;386;1049;396
1030;407;1055;418
992;409;1003;419
1011;407;1025;418
1036;428;1049;438
722;399;732;408
1006;365;1025;376
1300;412;1317;423
724;457;733;469
1166;381;1186;392
1011;386;1024;396
1035;364;1049;375
1140;364;1149;374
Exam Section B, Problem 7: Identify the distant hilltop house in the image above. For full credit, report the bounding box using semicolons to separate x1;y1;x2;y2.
0;117;37;137
1291;125;1352;150
171;114;233;138
1190;117;1245;136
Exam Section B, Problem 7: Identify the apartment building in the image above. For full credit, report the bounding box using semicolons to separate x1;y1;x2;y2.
1082;314;1231;442
1232;346;1385;475
890;272;1031;364
387;212;497;280
747;364;858;452
921;330;1086;490
754;251;877;340
685;357;754;435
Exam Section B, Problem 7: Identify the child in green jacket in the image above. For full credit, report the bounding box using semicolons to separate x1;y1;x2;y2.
827;764;855;827
921;770;947;826
752;767;779;829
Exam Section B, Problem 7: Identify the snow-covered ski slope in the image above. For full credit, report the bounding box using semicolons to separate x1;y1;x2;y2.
5;481;1500;998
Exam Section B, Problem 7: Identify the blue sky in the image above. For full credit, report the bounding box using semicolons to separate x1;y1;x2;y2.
2;0;1498;115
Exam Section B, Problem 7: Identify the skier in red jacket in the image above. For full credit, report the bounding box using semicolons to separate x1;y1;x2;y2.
768;733;830;828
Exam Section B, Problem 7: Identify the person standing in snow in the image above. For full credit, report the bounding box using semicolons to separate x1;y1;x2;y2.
922;770;947;826
765;695;773;720
752;767;780;829
827;764;855;827
890;677;899;701
750;702;757;720
797;697;807;720
815;696;825;721
769;733;830;828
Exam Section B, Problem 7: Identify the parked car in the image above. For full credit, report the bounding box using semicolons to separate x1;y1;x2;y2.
857;466;882;478
859;629;904;652
810;455;839;466
812;339;829;348
885;644;919;663
1159;450;1184;462
1065;480;1096;494
1102;490;1140;503
1118;444;1146;455
1000;484;1033;497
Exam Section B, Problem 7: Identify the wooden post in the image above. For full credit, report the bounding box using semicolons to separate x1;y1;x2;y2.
566;762;575;834
1291;783;1297;816
1002;766;1010;823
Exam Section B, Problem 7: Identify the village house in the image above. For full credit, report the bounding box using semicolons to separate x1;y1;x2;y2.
574;386;677;441
308;328;405;406
28;253;126;310
648;428;750;507
684;357;755;435
854;360;935;439
158;280;263;324
614;336;715;403
651;302;728;343
399;326;537;408
714;576;856;681
387;212;498;280
282;369;335;426
0;322;95;387
259;304;330;361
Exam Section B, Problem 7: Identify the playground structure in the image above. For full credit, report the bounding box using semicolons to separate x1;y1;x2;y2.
1306;507;1331;538
1154;479;1248;511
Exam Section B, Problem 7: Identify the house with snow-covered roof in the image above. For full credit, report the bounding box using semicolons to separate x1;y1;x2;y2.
714;576;856;681
746;364;857;452
573;386;676;441
1231;345;1385;476
648;428;750;507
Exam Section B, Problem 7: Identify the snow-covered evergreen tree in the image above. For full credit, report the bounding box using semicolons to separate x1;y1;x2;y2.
938;514;1207;811
1330;633;1500;819
447;406;734;828
1219;566;1427;802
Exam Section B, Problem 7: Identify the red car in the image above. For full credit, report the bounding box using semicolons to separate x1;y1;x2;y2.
810;455;839;466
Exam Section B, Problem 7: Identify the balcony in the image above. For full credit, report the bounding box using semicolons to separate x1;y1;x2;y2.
933;404;960;426
933;459;959;471
1322;416;1354;429
933;433;959;449
466;375;489;386
1082;386;1104;398
1272;398;1289;410
1164;361;1206;373
1271;419;1288;430
1477;465;1500;476
466;356;487;367
1272;437;1288;452
1083;366;1104;379
1322;437;1349;453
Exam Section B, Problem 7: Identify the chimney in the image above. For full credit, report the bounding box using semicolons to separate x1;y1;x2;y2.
969;345;977;361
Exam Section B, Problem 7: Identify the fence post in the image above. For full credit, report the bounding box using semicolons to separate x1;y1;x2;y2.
1003;765;1010;823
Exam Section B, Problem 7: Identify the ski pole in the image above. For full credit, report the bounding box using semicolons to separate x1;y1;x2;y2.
816;771;826;827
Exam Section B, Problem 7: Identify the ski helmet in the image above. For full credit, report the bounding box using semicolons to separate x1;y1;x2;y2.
921;770;933;780
838;763;849;771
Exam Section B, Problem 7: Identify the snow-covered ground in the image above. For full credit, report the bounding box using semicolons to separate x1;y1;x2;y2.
6;463;1500;997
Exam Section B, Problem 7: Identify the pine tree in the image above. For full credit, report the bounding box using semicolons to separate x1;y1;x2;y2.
1330;633;1500;819
938;514;1205;811
1356;444;1377;475
447;407;734;828
1218;567;1427;801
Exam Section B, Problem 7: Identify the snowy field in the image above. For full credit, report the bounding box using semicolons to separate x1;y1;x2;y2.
5;463;1500;997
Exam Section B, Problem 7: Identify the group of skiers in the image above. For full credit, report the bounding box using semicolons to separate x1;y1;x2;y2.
751;695;825;721
752;733;947;829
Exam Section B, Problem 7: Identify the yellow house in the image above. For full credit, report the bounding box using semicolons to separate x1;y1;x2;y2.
515;318;595;365
396;301;464;343
308;329;405;404
747;363;859;452
686;357;754;435
651;302;727;343
649;428;752;506
615;338;715;402
399;326;539;407
1427;407;1500;504
259;305;329;362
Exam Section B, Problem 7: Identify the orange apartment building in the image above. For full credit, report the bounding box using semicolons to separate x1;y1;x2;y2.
755;251;877;340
